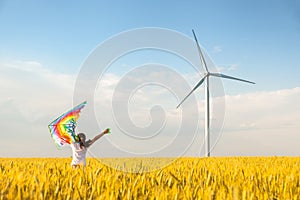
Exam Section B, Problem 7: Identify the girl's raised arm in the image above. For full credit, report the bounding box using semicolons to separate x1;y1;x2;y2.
87;128;110;147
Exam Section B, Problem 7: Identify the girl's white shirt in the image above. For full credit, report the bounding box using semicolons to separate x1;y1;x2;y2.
70;142;87;166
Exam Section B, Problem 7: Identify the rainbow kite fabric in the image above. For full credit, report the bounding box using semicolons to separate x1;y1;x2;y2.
48;101;87;149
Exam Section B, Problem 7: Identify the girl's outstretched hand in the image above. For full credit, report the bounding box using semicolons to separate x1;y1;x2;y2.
104;128;111;134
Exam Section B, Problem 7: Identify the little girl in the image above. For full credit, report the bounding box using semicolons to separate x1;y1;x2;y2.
70;128;110;168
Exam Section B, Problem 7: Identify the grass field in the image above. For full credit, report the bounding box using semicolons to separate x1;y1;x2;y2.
1;157;300;199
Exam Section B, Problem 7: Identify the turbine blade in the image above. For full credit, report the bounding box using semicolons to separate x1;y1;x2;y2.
192;29;209;73
210;73;255;84
176;76;206;108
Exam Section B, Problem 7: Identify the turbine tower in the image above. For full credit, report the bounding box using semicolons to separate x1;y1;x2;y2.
177;30;255;157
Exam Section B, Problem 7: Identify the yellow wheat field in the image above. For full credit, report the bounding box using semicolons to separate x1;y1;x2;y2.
1;157;300;200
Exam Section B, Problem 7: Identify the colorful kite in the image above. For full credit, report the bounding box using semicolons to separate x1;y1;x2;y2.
48;101;87;149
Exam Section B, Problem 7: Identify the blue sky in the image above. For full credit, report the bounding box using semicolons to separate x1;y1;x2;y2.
0;1;300;157
1;0;299;91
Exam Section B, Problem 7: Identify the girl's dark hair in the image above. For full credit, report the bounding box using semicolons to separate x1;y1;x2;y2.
77;133;86;149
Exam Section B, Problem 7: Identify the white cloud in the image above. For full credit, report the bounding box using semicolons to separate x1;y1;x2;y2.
211;87;300;156
222;87;300;131
1;66;72;127
227;64;238;71
212;45;222;53
215;64;239;72
0;60;299;157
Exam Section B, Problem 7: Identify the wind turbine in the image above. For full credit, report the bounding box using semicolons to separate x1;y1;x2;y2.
177;30;255;157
